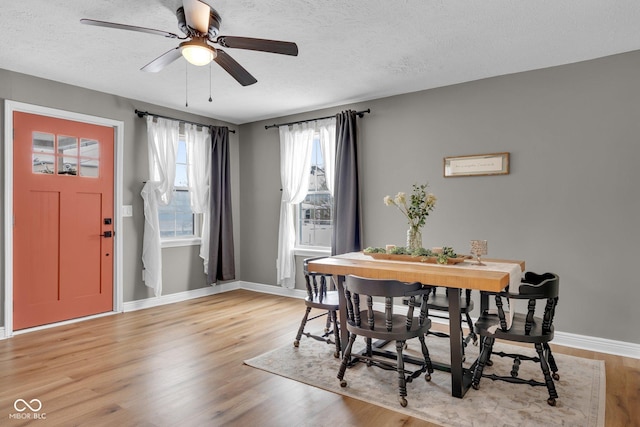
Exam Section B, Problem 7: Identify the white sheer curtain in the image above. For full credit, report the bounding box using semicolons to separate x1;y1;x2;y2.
276;119;336;288
317;118;336;197
184;123;212;273
277;123;314;288
141;116;179;297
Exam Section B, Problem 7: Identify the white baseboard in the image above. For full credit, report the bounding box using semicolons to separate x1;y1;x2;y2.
4;282;640;360
123;281;242;312
552;331;640;359
122;281;307;313
237;280;308;299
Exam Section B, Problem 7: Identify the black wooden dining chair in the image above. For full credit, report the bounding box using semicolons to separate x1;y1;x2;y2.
471;272;560;406
337;275;434;407
293;257;341;358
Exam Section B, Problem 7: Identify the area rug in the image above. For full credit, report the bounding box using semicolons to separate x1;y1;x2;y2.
245;333;605;427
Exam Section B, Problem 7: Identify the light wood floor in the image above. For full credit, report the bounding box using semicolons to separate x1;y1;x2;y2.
1;289;638;426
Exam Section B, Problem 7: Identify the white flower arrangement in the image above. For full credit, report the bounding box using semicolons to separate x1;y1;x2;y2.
384;183;436;229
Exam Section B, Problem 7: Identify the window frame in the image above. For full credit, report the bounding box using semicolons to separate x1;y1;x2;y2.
158;137;202;248
294;133;333;255
159;188;202;248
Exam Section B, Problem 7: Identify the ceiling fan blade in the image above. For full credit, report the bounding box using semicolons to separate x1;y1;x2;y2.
80;18;181;39
216;36;298;56
182;0;212;35
214;50;257;86
141;47;183;72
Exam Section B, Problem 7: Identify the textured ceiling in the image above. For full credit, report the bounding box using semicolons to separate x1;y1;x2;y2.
2;1;640;124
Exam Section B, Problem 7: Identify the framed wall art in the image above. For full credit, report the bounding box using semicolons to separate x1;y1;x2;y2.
444;152;510;177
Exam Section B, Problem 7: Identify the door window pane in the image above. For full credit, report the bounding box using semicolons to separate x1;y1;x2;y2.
58;135;78;175
79;138;100;177
32;132;55;174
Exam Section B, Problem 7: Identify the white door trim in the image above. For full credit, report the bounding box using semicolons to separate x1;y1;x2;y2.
3;100;124;337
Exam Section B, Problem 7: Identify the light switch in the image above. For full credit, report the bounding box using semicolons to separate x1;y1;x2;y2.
122;205;133;217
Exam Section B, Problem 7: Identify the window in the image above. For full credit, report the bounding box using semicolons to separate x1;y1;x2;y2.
296;135;333;249
158;139;198;242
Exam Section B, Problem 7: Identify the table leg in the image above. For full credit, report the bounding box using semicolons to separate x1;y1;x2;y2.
480;291;489;313
448;288;472;398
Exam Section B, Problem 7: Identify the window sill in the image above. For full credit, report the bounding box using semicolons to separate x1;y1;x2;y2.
161;237;201;248
294;247;331;257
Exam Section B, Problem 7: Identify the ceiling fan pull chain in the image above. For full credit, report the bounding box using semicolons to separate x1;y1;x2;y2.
209;62;213;102
185;62;189;107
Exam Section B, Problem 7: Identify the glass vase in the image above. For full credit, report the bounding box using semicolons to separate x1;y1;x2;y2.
406;226;422;251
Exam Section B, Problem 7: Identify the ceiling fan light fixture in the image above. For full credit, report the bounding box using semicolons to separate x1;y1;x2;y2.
180;39;217;66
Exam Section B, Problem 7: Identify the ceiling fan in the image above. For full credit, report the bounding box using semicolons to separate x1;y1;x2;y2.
80;0;298;86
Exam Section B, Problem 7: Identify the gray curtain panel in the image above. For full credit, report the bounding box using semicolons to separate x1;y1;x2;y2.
332;110;362;255
208;126;236;283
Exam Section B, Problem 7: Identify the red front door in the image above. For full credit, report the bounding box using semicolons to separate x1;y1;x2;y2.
13;112;114;330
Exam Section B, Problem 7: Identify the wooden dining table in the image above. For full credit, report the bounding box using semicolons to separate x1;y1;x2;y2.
307;251;525;398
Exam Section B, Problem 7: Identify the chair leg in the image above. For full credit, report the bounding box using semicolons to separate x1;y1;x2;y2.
418;334;433;381
535;342;559;406
480;336;493;366
324;311;332;333
294;306;312;347
472;337;494;389
544;342;560;380
365;337;373;366
338;333;357;387
458;319;466;360
464;311;478;345
396;340;408;407
330;310;341;358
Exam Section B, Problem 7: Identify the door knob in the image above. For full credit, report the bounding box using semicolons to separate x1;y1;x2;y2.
101;231;113;238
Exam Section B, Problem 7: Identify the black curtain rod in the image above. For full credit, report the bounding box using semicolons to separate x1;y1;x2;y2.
135;109;236;133
264;109;370;130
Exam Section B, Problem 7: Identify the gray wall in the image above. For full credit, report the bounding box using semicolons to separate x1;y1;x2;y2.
0;70;241;326
239;51;640;345
3;49;639;345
